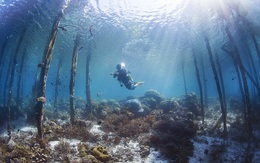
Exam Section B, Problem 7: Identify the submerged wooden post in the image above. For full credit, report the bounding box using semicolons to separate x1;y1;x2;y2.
86;44;93;115
7;27;26;138
204;36;227;135
216;55;227;110
200;55;208;110
69;35;81;124
35;12;64;141
192;51;204;123
250;33;260;60
225;27;253;162
3;58;12;107
225;27;252;134
16;47;27;110
54;53;63;116
181;58;188;95
247;44;260;102
0;38;8;80
222;45;247;123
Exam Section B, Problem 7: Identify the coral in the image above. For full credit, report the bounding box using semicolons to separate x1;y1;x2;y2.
54;139;70;155
117;117;150;137
208;142;227;162
158;98;179;113
31;145;49;162
101;114;130;133
82;154;100;163
179;92;201;116
124;99;144;115
57;121;92;141
9;143;34;160
78;143;90;158
150;117;197;162
144;89;164;103
91;145;111;162
141;97;157;110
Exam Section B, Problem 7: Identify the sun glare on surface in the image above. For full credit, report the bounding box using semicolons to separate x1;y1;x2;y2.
89;0;183;19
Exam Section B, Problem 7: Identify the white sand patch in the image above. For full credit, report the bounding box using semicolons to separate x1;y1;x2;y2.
144;148;169;163
49;138;81;150
20;126;37;133
190;135;248;162
90;124;104;135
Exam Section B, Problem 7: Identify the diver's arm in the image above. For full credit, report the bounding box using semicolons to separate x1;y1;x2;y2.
119;81;123;87
111;72;119;78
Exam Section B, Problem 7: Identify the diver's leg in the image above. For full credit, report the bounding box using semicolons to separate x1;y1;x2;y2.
134;82;144;87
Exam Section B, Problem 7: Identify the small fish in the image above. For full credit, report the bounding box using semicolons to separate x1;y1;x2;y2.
97;120;102;125
96;92;103;98
38;63;44;67
89;26;93;36
232;76;236;80
79;47;83;52
58;26;67;31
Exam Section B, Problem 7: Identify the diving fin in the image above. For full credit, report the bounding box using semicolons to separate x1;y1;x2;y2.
134;82;144;87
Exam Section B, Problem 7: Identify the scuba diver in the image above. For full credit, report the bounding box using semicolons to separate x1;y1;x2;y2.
111;63;144;90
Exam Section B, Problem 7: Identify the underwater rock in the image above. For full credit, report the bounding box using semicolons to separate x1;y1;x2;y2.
141;97;157;110
144;89;164;103
91;145;111;162
125;99;144;114
158;98;179;113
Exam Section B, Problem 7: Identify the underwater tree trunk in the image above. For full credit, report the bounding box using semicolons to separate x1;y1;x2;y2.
16;47;27;110
216;55;227;111
181;59;188;95
0;38;8;80
226;31;253;163
7;27;27;138
200;56;208;110
250;33;260;60
86;47;92;115
54;53;63;115
247;44;260;103
204;36;227;135
222;45;247;124
35;12;63;140
3;58;12;107
209;115;223;134
192;52;204;123
225;27;252;148
222;45;260;98
69;35;81;124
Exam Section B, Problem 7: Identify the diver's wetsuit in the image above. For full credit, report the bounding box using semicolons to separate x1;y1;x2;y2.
113;68;136;90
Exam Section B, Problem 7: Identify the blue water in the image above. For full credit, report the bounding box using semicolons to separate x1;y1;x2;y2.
0;0;259;105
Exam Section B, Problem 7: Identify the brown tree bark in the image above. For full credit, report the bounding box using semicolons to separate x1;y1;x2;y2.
69;35;81;124
192;52;204;123
204;36;227;136
35;12;64;141
7;27;27;138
